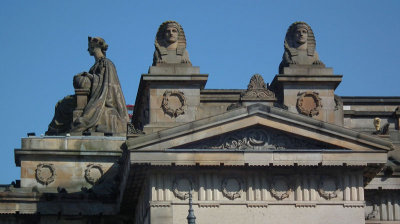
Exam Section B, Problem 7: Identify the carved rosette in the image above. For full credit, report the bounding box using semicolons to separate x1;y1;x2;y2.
172;176;194;200
84;164;103;185
241;74;275;99
35;163;56;185
318;175;340;200
221;177;243;200
161;90;186;118
296;91;322;117
270;176;292;200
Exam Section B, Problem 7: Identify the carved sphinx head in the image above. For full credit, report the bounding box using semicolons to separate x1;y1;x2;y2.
284;22;316;56
88;37;108;56
155;21;187;55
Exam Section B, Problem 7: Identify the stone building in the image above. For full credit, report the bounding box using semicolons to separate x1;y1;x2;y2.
0;21;399;224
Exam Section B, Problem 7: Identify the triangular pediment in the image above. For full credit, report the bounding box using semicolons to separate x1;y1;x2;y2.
127;104;394;152
174;125;337;150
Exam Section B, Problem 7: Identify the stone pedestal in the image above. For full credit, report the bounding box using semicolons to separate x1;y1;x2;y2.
15;136;124;191
133;65;208;134
271;65;343;125
73;88;90;121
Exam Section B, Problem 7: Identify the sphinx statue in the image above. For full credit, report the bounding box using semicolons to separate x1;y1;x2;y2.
152;21;191;66
46;37;129;136
279;22;324;73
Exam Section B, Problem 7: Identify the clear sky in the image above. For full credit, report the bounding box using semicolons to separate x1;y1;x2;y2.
0;1;399;183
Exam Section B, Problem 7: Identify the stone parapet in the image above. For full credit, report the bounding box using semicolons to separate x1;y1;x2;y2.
20;136;125;150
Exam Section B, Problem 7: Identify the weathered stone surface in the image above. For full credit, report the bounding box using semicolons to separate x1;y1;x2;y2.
148;65;200;75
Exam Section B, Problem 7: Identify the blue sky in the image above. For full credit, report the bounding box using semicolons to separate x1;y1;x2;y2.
0;1;399;183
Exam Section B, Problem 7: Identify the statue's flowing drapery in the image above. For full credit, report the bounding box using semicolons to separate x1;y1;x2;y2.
71;58;129;134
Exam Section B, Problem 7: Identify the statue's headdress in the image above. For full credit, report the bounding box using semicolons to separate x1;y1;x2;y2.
284;22;316;56
88;36;108;56
155;21;187;56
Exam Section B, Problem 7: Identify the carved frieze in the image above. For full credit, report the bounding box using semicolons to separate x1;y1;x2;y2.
318;175;340;200
296;91;322;117
241;74;275;100
172;176;194;200
221;177;243;200
161;90;186;118
176;127;334;150
35;163;56;185
84;164;103;185
270;176;292;200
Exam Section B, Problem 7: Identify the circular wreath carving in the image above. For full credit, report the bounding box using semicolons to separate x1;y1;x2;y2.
270;176;292;200
172;176;194;200
296;91;322;117
221;177;243;200
35;163;56;185
318;175;340;200
161;90;186;118
84;164;103;185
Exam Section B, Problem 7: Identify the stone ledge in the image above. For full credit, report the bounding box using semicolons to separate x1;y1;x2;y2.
150;201;364;207
15;149;121;166
130;151;387;167
271;74;342;90
21;136;125;151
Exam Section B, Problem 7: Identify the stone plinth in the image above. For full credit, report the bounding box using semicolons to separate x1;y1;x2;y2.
133;65;208;134
271;73;343;125
148;64;200;75
15;136;124;191
73;88;90;121
282;64;333;76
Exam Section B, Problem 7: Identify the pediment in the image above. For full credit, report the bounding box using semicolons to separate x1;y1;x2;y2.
127;104;393;152
174;126;337;150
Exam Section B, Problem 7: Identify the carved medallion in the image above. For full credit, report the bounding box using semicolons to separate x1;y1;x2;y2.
270;176;292;200
161;90;186;118
221;177;243;200
318;175;340;200
296;91;322;117
35;163;56;185
172;176;194;200
84;164;103;185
